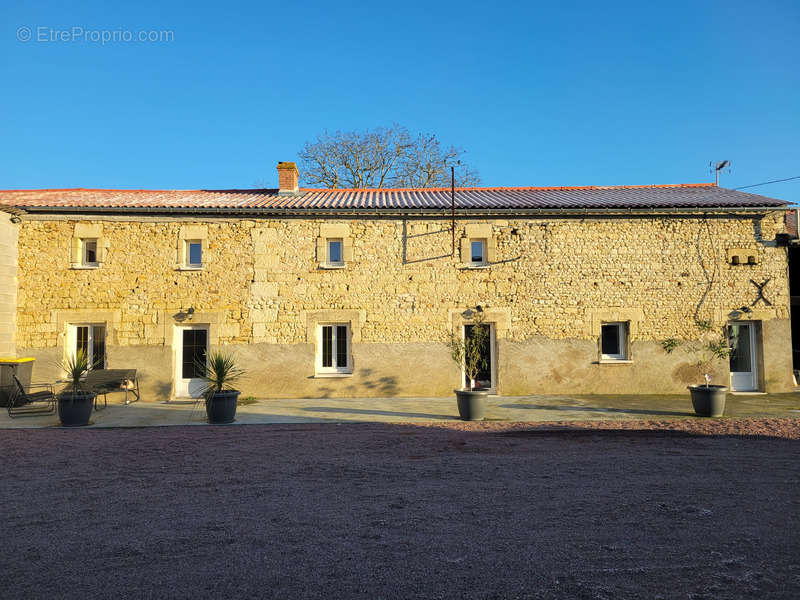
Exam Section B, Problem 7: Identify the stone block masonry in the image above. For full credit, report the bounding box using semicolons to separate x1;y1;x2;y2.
0;213;19;356
13;211;793;398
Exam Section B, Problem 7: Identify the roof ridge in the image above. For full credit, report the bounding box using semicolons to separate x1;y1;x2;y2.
0;183;717;194
0;187;211;193
299;183;717;193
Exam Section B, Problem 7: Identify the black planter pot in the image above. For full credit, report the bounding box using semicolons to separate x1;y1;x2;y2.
688;385;727;417
206;390;240;424
454;389;489;421
58;392;96;427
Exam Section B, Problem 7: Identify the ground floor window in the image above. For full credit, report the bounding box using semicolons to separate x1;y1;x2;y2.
600;322;628;360
70;324;106;369
318;324;351;373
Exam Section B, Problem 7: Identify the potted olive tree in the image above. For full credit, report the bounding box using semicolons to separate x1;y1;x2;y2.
199;350;245;424
58;349;97;427
446;312;490;421
662;320;730;417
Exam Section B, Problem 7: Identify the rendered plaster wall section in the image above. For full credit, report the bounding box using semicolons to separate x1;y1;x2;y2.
0;213;18;356
14;212;793;396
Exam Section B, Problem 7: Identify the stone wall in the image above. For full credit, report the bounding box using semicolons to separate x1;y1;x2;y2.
0;213;18;356
14;212;793;397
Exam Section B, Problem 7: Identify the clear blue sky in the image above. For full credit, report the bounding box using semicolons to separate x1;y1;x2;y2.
1;1;798;202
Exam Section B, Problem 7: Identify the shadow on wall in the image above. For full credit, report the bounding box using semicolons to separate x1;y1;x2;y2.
401;219;451;264
673;361;708;385
151;380;172;401
312;368;398;399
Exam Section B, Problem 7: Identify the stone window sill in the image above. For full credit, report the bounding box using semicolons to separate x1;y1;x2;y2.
314;372;353;378
70;265;100;270
176;266;203;271
595;359;633;365
319;264;347;270
460;264;490;270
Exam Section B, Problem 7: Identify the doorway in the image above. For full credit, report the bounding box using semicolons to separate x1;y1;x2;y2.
463;322;496;392
174;325;208;398
728;321;758;392
789;246;800;372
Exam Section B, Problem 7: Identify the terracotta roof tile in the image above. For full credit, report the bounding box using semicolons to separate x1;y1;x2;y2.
0;183;787;212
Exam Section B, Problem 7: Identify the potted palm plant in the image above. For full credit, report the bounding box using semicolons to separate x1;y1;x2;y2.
199;350;245;424
446;312;490;421
662;320;730;417
58;349;97;426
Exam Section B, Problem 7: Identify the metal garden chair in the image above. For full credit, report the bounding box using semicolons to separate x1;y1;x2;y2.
7;375;56;417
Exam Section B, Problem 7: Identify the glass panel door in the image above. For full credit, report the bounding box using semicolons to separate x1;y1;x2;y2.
464;324;493;390
175;326;208;398
729;322;758;391
182;329;208;379
91;325;106;369
74;325;105;369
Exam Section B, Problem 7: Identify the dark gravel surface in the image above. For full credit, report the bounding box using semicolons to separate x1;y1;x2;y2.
2;421;800;599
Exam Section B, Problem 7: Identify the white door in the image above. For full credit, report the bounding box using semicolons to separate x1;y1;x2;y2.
174;326;208;398
729;322;758;391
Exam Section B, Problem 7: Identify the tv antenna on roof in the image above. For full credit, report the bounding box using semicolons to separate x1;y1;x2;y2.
710;160;731;186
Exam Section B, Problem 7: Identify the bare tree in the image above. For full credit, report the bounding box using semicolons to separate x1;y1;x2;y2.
298;125;481;188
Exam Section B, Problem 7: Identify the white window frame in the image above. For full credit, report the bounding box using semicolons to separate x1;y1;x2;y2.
316;323;351;374
326;238;344;267
81;238;99;268
469;238;487;266
185;240;203;269
66;323;106;369
600;322;628;361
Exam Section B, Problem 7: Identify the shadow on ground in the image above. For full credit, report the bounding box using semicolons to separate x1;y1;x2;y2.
500;403;695;418
490;427;800;441
302;407;457;420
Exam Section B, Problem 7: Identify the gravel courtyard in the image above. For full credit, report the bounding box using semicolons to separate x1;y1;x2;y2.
3;420;800;599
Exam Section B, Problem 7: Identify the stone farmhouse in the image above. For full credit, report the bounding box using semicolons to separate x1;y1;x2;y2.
0;162;793;400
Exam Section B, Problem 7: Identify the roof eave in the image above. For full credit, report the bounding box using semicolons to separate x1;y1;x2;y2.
11;205;788;218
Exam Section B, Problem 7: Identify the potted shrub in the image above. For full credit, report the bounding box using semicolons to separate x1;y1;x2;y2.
58;349;97;427
662;320;730;417
446;312;490;421
199;350;245;424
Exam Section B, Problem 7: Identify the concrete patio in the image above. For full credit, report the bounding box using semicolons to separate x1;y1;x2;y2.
3;392;800;428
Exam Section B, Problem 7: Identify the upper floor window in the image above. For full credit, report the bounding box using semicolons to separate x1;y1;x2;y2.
177;225;208;271
327;239;344;266
460;224;495;268
185;240;203;269
317;224;352;269
470;239;487;266
82;239;99;267
71;223;104;269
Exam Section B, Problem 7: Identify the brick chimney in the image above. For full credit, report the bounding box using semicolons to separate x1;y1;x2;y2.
277;161;299;195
